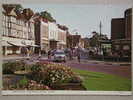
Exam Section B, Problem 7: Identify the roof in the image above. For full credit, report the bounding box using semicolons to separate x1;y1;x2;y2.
2;4;34;22
2;4;15;15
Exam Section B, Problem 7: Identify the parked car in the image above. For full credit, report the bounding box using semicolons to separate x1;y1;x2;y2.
53;50;66;62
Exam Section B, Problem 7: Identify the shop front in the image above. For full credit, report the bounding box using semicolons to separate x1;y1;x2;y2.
2;37;36;56
49;39;59;50
112;39;131;58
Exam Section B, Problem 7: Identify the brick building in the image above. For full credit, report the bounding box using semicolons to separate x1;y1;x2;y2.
111;18;125;40
67;34;81;48
111;8;132;58
125;8;132;39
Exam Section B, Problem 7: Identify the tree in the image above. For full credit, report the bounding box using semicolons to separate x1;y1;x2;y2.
57;24;68;31
2;4;23;14
89;31;108;47
22;8;34;20
14;4;23;12
40;11;56;22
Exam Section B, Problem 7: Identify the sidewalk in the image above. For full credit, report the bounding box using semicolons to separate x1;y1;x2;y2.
67;58;131;66
2;55;48;61
3;55;30;61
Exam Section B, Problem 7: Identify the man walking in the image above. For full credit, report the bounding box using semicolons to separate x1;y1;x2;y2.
77;46;81;63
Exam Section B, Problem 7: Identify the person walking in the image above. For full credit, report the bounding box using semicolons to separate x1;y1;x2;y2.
69;48;73;60
48;50;51;59
77;47;81;63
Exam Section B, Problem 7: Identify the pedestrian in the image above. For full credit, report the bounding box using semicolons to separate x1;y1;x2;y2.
48;50;51;59
21;47;25;57
69;48;73;60
77;47;81;63
38;49;41;58
26;48;30;58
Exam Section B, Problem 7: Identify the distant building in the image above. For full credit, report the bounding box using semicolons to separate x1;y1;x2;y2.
111;8;132;58
125;8;132;39
2;5;35;55
79;38;85;48
80;38;90;49
111;18;125;40
67;34;81;48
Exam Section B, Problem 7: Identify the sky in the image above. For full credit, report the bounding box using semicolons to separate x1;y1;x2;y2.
23;4;132;39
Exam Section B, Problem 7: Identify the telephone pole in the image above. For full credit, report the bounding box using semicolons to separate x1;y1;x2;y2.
99;21;102;54
99;21;102;37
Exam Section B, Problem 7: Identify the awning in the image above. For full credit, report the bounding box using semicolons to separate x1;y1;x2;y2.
1;40;12;46
26;44;40;47
7;41;26;47
58;41;66;45
49;39;59;42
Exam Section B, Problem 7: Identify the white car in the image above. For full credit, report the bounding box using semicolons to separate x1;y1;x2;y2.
53;50;66;62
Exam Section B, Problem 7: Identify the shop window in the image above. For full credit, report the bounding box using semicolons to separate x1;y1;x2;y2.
123;45;130;50
115;45;120;50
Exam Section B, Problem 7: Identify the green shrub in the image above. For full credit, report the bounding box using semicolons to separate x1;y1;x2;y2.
2;61;26;74
18;76;29;88
3;62;17;74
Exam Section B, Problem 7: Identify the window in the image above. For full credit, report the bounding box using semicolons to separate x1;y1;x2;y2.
8;22;11;28
5;22;8;28
3;27;5;35
2;20;5;27
115;45;120;50
5;28;7;36
123;45;130;50
8;16;11;23
2;14;4;21
8;28;11;36
24;22;27;27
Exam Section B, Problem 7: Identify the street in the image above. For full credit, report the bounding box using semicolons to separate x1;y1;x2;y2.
3;55;131;79
64;59;131;79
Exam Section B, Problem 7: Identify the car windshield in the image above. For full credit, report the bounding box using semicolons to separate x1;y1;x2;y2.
55;52;65;55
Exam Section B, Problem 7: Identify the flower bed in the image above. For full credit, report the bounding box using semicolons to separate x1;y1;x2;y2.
30;62;82;87
3;76;51;90
3;60;86;90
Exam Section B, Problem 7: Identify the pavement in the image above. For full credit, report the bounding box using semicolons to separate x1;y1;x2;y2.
2;55;40;61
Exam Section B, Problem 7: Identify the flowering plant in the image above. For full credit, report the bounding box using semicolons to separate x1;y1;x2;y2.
30;62;79;87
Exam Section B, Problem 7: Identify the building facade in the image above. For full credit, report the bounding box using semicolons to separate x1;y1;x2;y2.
79;38;85;48
111;8;132;58
40;20;49;52
57;28;67;49
67;34;81;48
2;5;35;56
125;8;132;39
48;22;59;50
111;18;125;40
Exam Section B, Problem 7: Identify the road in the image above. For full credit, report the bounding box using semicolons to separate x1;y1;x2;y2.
3;55;131;79
59;58;131;79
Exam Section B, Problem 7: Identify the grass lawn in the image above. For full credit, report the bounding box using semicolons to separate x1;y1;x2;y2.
72;68;131;91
